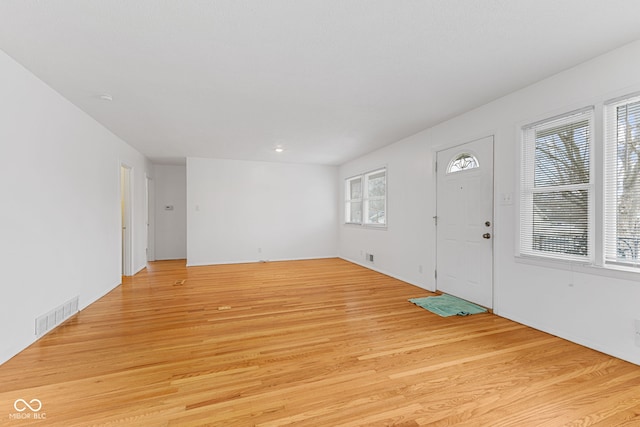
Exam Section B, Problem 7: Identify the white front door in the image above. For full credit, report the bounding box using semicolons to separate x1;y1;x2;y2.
436;136;494;308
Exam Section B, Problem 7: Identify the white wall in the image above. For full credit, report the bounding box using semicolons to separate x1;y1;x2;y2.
0;49;150;365
339;40;640;365
187;157;338;265
153;164;187;260
339;138;435;289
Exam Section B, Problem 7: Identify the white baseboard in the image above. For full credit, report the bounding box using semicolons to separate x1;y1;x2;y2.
186;255;338;268
497;309;640;366
339;256;435;292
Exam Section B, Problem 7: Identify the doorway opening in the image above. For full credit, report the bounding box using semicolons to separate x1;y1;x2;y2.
120;164;133;276
146;175;155;262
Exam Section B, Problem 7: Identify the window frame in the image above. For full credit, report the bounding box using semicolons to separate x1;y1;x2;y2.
344;167;387;228
518;107;595;263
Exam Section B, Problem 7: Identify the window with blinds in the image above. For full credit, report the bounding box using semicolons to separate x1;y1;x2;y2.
604;95;640;268
520;108;594;261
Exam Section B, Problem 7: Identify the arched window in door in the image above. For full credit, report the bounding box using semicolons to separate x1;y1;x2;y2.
447;153;479;173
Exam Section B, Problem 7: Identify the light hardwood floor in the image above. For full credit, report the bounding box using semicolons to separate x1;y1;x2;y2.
1;258;639;426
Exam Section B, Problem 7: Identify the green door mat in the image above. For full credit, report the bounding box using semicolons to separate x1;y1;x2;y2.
409;294;487;317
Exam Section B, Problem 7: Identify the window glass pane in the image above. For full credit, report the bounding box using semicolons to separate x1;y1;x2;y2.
447;153;479;173
366;199;385;224
349;178;362;199
347;201;362;223
367;171;385;197
532;190;588;256
534;119;590;187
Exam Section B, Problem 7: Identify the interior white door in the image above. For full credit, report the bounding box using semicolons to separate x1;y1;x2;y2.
436;136;494;308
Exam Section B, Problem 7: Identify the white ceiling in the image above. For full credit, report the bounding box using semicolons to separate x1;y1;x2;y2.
1;1;640;165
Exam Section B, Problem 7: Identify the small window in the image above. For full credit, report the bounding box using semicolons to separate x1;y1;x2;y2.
345;168;387;227
447;153;479;173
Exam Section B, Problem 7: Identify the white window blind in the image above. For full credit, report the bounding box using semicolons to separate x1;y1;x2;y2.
604;95;640;268
520;108;593;261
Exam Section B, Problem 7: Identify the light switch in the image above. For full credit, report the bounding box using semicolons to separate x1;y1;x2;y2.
500;193;513;205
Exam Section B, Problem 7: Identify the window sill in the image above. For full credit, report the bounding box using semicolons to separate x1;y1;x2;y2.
343;223;388;231
515;255;640;281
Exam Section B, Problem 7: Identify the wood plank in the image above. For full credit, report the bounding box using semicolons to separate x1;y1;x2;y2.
0;258;639;426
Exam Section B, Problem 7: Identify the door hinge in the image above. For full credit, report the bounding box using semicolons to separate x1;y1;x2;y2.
435;161;438;172
434;269;437;279
433;215;438;225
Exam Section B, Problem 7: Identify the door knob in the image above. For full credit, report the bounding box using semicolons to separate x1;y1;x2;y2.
482;233;491;239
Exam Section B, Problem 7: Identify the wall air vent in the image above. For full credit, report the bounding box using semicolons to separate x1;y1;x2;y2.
35;296;79;337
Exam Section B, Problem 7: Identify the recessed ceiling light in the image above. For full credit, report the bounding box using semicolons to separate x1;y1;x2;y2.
98;93;113;101
274;146;284;153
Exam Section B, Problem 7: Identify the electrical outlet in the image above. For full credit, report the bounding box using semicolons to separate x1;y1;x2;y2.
418;265;423;274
